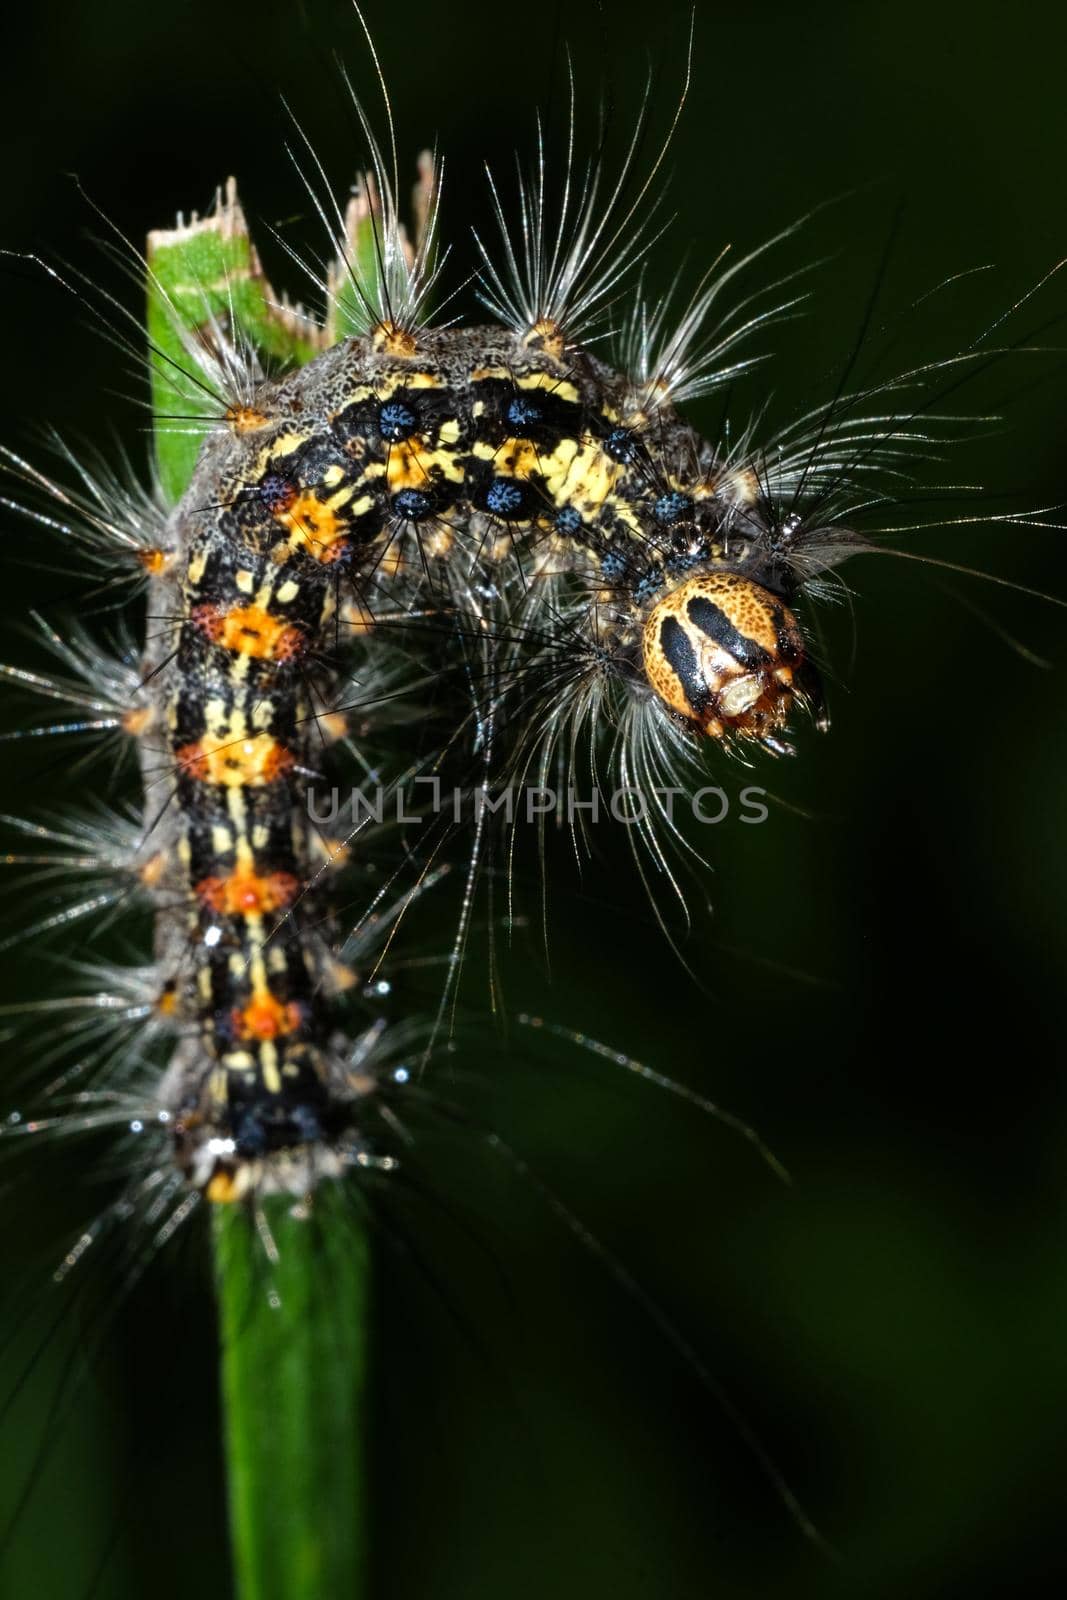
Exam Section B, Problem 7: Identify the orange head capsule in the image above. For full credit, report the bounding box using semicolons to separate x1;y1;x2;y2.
641;572;811;746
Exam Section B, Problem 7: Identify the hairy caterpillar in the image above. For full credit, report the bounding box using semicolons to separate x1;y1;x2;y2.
2;3;1067;1600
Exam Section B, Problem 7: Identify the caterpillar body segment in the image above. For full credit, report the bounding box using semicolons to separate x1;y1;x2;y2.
174;318;825;756
138;433;392;1200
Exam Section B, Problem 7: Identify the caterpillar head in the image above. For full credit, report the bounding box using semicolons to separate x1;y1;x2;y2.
641;571;816;747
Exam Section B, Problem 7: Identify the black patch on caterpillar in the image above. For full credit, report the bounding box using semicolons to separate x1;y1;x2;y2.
464;455;544;522
332;379;465;452
283;436;355;491
391;483;456;522
226;1066;346;1158
469;375;583;452
601;424;646;466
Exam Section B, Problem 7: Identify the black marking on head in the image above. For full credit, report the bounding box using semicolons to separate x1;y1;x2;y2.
659;616;709;719
771;604;802;665
686;596;772;671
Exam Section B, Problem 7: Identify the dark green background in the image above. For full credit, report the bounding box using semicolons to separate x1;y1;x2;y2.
2;1;1066;1595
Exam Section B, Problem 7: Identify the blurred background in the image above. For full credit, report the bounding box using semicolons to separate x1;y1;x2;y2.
1;0;1066;1595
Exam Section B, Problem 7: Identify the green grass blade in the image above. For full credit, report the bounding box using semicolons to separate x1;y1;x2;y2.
146;180;319;503
213;1198;372;1600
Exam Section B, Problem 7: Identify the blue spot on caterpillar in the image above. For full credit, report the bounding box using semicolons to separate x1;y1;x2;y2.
377;398;420;441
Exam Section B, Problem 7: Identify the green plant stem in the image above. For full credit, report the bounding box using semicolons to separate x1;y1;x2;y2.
213;1199;372;1599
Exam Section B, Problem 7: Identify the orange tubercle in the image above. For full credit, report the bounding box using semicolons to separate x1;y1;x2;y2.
138;850;168;890
225;403;270;435
175;734;295;786
523;318;566;359
232;992;303;1042
122;706;155;738
195;869;300;916
136;547;172;576
226;605;304;661
156;980;179;1018
372;320;418;357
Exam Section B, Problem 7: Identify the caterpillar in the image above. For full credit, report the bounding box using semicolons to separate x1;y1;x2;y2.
2;2;1065;1595
2;188;837;1192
